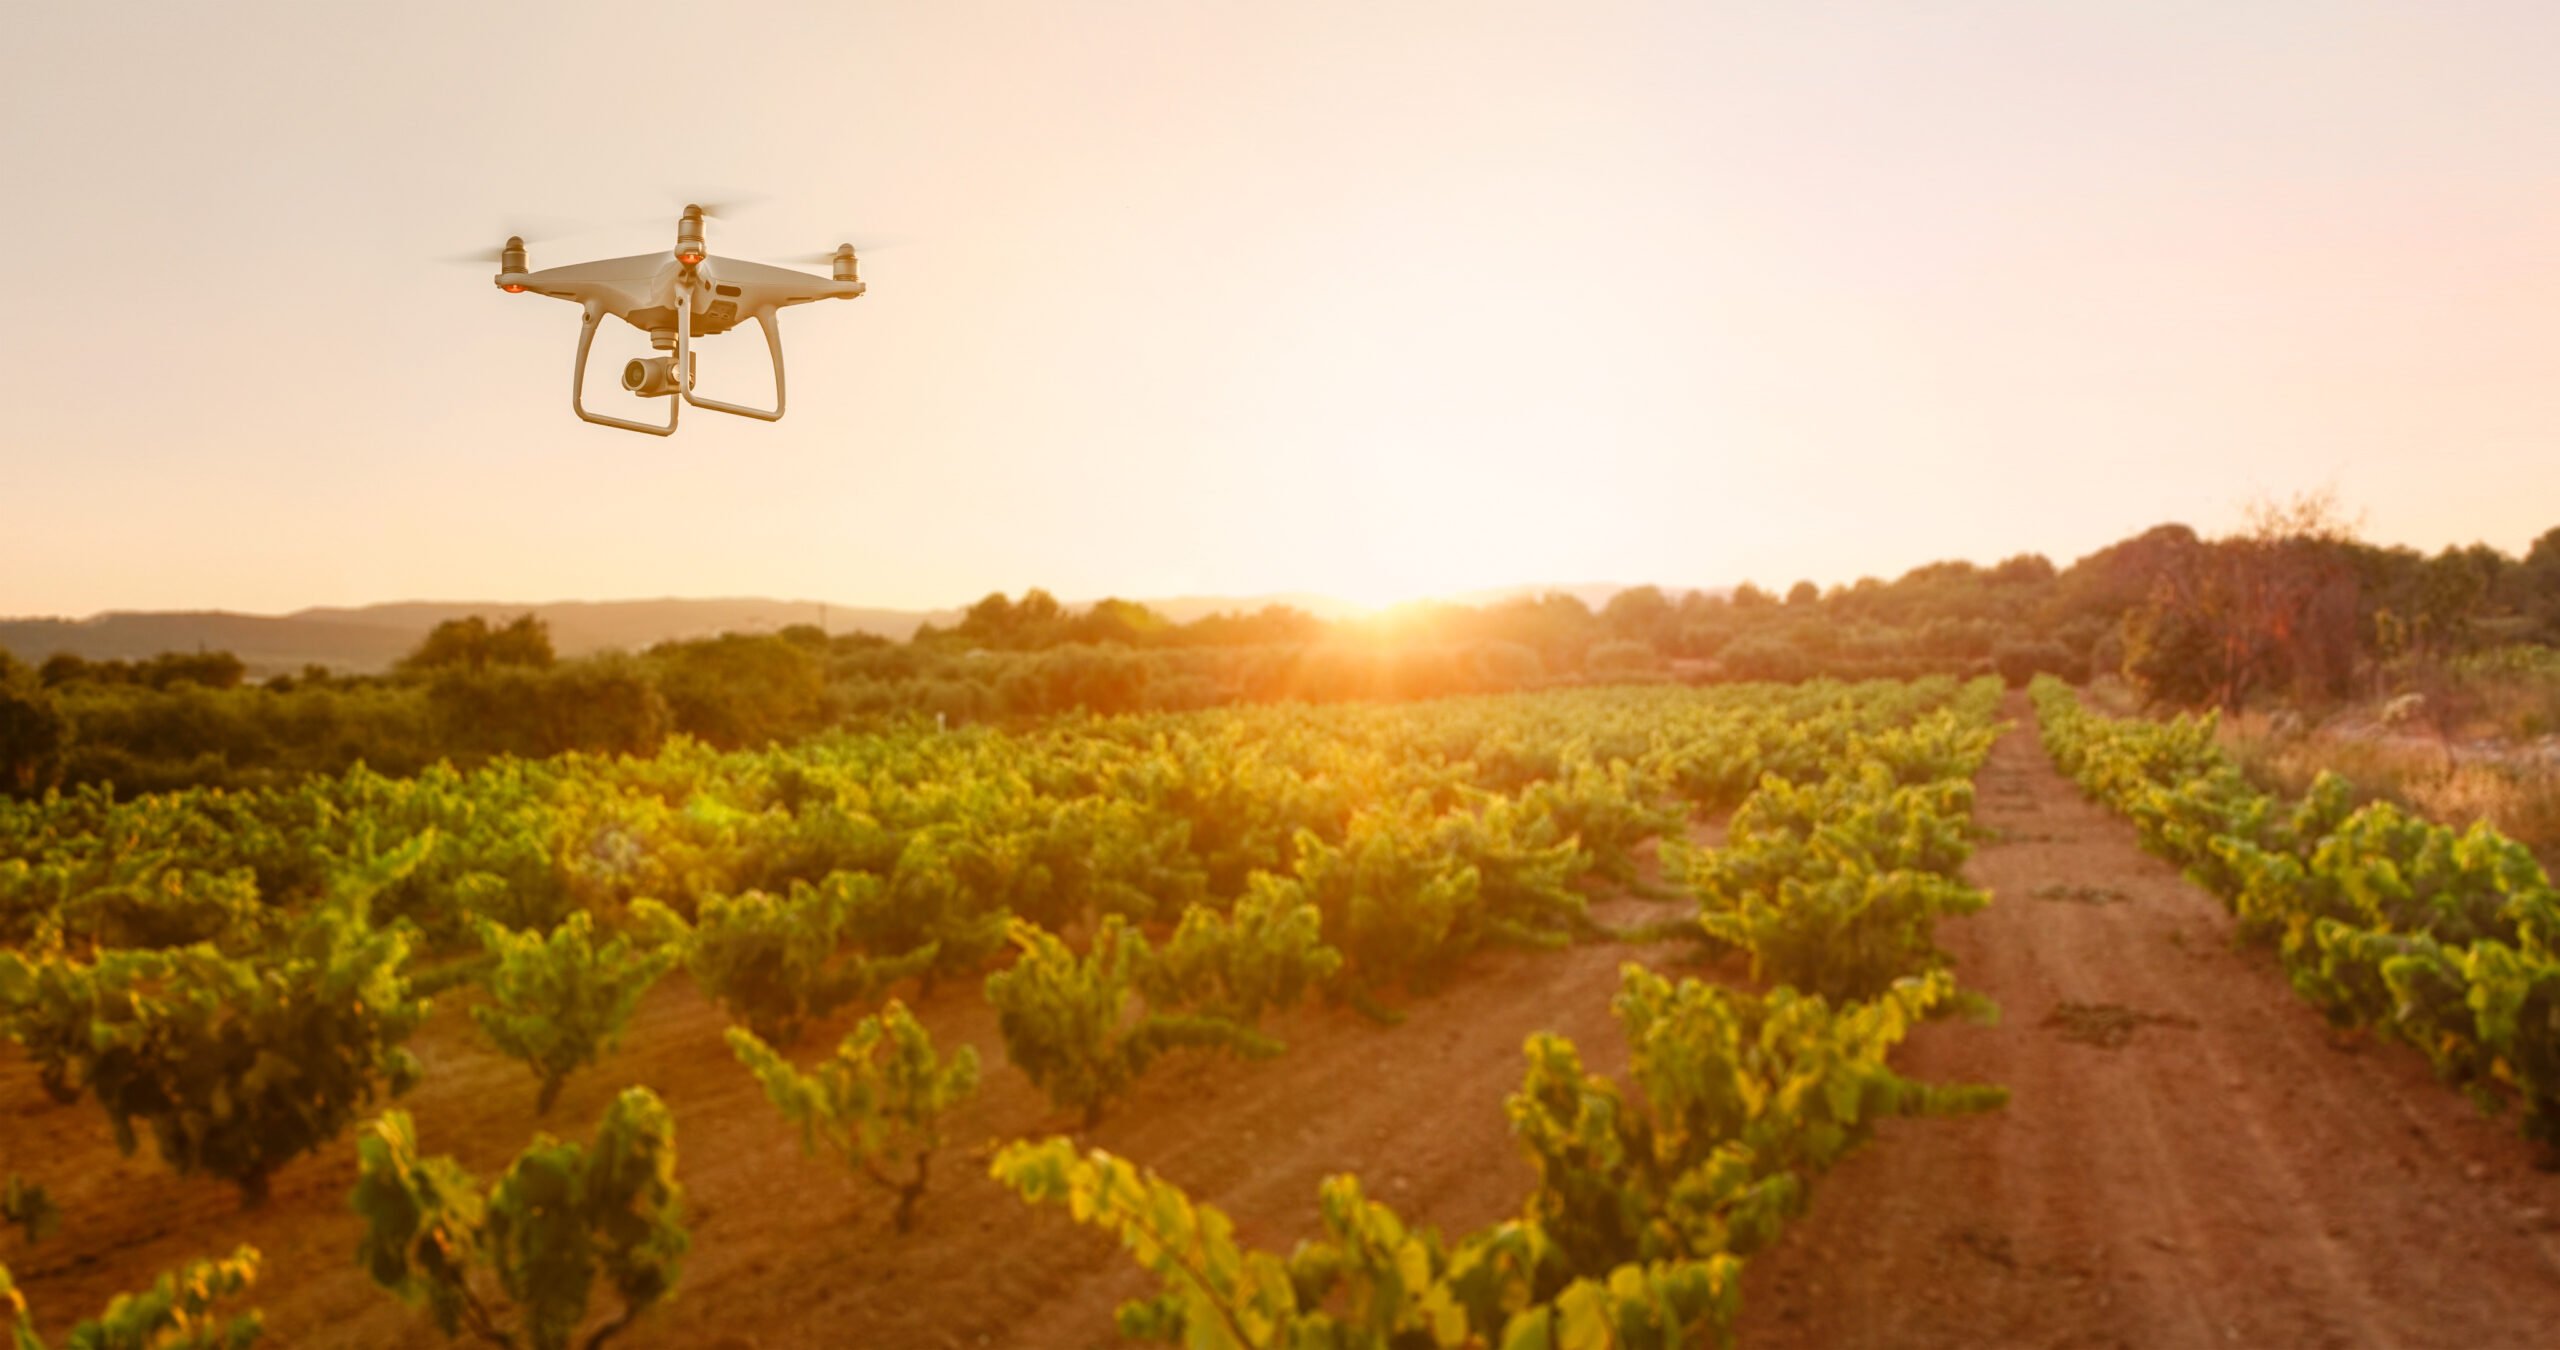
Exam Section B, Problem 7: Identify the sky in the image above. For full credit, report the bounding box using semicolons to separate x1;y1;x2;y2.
3;1;2555;617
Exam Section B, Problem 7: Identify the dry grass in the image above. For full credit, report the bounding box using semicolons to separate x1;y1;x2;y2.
2222;712;2560;873
2441;648;2560;741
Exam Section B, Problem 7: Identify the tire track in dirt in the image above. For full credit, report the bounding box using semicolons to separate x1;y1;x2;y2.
1736;694;2560;1350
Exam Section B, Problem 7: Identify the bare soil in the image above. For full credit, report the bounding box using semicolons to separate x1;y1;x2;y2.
0;864;1707;1347
8;695;2559;1348
1735;695;2560;1349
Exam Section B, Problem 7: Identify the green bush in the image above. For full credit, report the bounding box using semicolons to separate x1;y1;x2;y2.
354;1088;687;1350
471;913;677;1114
984;918;1277;1126
636;882;935;1046
0;892;429;1207
727;1001;979;1231
1;1247;264;1350
1586;639;1663;676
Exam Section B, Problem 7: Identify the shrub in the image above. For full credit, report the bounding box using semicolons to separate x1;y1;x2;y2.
1587;640;1663;677
1717;633;1812;683
471;914;678;1114
1;1247;263;1349
984;918;1277;1126
636;875;939;1045
0;893;429;1207
354;1088;687;1350
1992;638;2083;689
727;1001;979;1231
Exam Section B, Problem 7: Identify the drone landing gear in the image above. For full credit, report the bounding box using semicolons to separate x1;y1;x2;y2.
570;285;788;436
572;300;677;437
678;286;786;422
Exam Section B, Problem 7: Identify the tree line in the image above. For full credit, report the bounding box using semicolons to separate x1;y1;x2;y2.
4;510;2556;796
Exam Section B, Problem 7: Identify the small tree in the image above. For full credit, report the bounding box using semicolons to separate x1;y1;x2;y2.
0;656;68;797
726;1001;979;1231
471;914;677;1115
1717;632;1811;683
1586;639;1662;677
1601;585;1674;643
2126;492;2363;709
646;634;828;748
427;661;670;760
354;1088;687;1350
2516;526;2560;640
401;615;557;675
137;651;249;691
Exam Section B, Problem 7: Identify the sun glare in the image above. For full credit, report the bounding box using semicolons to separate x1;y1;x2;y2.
1315;525;1519;613
1328;568;1468;613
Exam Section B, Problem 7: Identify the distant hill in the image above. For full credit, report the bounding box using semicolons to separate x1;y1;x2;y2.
0;611;431;676
287;599;959;657
0;598;958;678
0;585;1701;678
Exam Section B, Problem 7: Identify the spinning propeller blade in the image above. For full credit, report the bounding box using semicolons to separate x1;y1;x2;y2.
678;196;766;221
770;237;911;264
437;243;523;265
436;221;588;265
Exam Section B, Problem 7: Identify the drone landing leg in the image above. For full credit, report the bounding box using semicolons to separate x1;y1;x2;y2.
571;300;678;436
680;305;787;422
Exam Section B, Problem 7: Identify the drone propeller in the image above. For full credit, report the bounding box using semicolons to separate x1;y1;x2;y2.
436;221;588;265
436;241;530;266
770;237;910;264
677;196;766;221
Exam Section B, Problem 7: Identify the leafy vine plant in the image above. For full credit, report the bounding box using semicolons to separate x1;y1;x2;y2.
353;1087;688;1350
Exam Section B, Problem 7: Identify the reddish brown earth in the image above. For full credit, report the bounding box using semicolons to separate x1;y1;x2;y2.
1;861;1704;1347
1737;697;2560;1349
8;696;2560;1348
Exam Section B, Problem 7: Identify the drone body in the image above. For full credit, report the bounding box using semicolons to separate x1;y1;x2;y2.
491;205;866;436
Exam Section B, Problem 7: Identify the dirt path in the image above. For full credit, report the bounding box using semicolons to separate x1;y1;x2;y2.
1736;693;2560;1349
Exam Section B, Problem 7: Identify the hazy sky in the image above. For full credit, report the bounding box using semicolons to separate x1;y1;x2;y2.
4;1;2555;617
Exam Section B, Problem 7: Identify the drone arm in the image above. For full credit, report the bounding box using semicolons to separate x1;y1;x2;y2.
571;299;678;437
679;304;786;422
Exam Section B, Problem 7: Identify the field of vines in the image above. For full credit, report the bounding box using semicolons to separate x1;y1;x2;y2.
2032;676;2560;1151
1;676;2009;1348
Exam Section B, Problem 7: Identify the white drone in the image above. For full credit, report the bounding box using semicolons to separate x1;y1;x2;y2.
483;204;866;436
